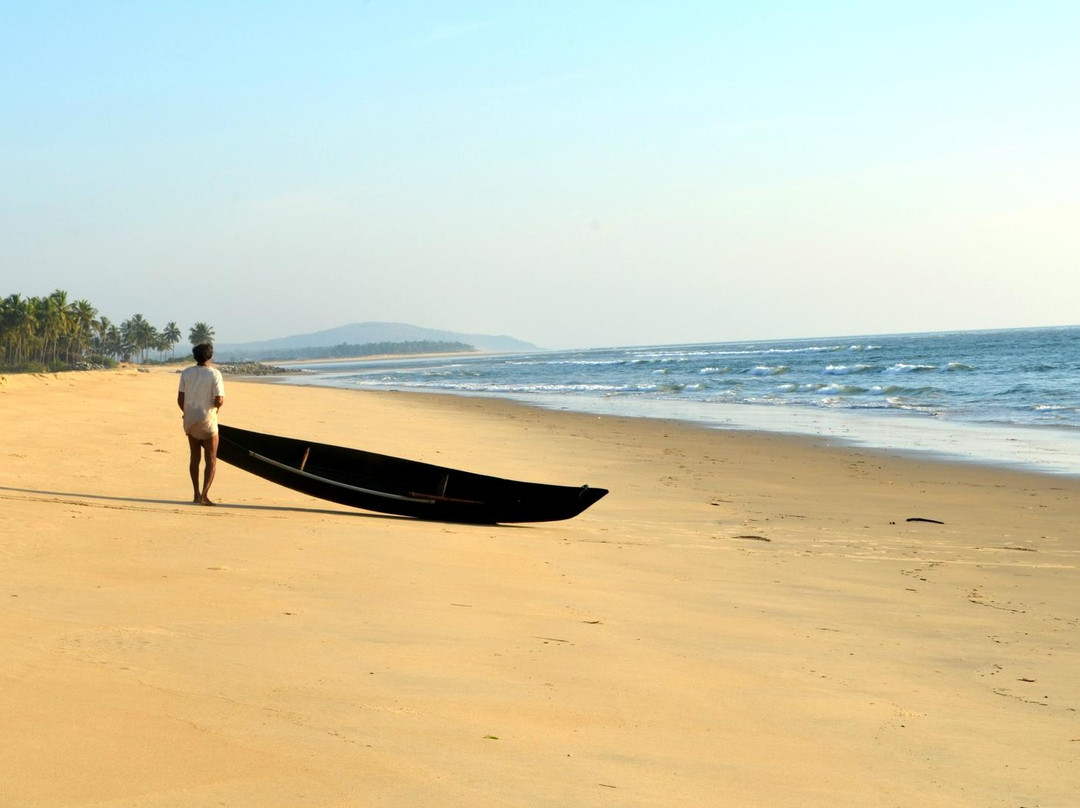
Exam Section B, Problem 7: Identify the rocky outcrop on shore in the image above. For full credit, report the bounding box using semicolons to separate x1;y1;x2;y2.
217;361;303;376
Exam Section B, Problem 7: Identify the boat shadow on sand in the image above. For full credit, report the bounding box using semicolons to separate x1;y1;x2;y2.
0;485;516;524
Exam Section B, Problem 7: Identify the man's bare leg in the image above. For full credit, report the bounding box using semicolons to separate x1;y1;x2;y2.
198;433;220;505
187;435;203;502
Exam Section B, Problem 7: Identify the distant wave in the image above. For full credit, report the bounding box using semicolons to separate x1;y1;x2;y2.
882;399;944;415
509;358;628;367
355;378;638;395
779;382;867;395
636;345;844;360
868;384;936;396
823;364;874;375
734;345;843;356
747;365;789;376
818;383;868;396
884;363;936;374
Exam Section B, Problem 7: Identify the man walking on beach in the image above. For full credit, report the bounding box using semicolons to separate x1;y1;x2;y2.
177;342;226;505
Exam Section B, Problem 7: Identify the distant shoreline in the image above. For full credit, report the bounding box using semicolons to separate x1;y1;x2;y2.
272;350;488;366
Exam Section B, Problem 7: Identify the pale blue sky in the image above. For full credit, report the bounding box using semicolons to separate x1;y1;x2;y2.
3;1;1077;348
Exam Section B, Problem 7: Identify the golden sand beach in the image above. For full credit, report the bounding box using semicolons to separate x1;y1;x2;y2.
1;368;1077;806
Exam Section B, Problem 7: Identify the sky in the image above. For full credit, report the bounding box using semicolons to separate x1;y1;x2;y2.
2;1;1078;350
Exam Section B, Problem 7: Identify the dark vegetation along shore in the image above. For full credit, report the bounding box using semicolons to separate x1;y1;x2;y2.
0;288;476;373
0;289;215;372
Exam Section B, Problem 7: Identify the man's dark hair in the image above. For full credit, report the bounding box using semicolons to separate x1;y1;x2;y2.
193;343;214;364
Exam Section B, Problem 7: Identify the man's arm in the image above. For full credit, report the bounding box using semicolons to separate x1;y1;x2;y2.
177;392;185;411
213;371;225;411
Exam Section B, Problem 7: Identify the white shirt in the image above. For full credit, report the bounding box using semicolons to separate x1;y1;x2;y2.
178;365;225;435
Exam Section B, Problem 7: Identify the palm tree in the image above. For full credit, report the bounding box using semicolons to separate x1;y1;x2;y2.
104;323;124;361
18;295;40;365
1;293;34;365
121;314;157;363
93;316;113;358
42;289;70;365
0;294;14;364
189;322;215;346
28;296;48;365
69;299;98;362
162;321;182;357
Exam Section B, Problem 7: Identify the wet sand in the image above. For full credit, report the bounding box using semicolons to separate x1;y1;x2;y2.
2;368;1077;806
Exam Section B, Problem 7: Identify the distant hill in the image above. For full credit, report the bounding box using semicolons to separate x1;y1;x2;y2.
215;322;541;360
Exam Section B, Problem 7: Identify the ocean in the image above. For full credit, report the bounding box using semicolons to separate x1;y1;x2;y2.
274;326;1080;476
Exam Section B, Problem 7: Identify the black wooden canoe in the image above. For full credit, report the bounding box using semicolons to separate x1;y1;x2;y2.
216;424;608;523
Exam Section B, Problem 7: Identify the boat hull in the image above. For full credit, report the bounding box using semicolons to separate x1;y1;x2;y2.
216;424;608;523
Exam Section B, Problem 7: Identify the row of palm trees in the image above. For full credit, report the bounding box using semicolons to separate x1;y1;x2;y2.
1;289;216;371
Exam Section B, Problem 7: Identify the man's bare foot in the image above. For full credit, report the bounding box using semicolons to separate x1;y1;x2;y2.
198;497;216;506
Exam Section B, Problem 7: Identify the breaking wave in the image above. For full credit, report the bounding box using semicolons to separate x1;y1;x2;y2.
747;365;789;376
823;364;874;375
286;327;1080;445
884;363;936;374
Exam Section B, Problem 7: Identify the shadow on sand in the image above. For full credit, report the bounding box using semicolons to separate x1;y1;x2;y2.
0;485;527;527
0;484;403;521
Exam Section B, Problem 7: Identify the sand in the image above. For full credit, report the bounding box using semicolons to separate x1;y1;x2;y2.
1;367;1077;807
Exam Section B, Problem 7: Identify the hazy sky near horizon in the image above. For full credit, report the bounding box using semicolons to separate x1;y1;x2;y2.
3;1;1078;349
